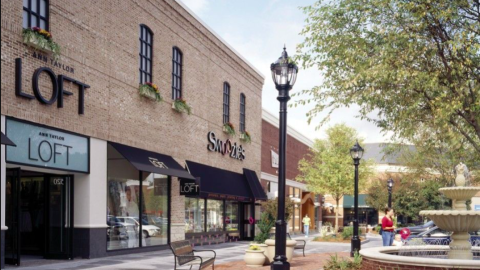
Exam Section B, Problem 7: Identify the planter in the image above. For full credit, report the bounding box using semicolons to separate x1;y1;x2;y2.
249;243;268;265
172;100;192;115
264;239;297;263
24;34;51;53
244;249;266;267
138;84;161;102
22;28;60;59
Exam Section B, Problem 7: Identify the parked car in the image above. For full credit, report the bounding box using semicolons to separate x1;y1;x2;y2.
116;216;161;238
396;221;435;235
406;226;480;247
107;216;129;241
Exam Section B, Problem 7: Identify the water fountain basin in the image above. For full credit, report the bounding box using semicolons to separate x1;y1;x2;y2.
419;210;480;232
439;187;480;201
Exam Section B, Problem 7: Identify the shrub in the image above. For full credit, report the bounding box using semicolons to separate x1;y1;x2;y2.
260;198;295;222
342;226;353;240
324;252;362;270
254;212;275;244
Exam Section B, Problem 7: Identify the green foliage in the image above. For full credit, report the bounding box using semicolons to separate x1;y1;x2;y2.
240;132;252;143
22;28;61;59
248;245;261;251
223;122;236;136
295;0;480;157
324;252;362;270
254;213;275;244
139;84;163;102
297;124;374;233
341;226;353;240
260;198;295;223
173;99;192;115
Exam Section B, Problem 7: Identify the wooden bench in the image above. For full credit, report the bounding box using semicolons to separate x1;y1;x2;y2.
170;240;216;270
287;233;306;257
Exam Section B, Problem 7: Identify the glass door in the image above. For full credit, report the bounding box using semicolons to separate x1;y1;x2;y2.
5;168;21;266
242;203;255;241
44;175;74;259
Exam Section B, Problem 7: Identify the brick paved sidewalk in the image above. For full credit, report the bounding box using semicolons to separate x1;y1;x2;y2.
215;252;350;270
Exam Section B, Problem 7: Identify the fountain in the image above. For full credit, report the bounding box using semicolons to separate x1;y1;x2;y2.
360;163;480;269
420;162;480;260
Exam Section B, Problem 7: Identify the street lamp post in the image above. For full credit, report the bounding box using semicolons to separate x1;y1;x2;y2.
349;141;364;257
270;46;298;270
387;178;394;208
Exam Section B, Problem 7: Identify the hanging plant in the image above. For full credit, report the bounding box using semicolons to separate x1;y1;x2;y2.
172;98;192;115
22;27;60;59
223;122;236;136
139;82;162;102
240;131;252;143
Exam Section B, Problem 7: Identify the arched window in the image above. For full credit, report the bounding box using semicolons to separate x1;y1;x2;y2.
139;24;153;84
23;0;49;30
172;47;183;99
223;82;230;124
240;93;246;132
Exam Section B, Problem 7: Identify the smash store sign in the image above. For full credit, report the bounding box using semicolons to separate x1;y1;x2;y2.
14;54;90;114
207;131;245;161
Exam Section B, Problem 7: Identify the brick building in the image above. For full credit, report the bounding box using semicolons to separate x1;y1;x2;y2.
260;109;322;234
1;0;265;267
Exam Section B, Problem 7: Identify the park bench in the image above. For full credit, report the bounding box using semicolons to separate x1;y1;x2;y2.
170;240;216;270
287;233;306;257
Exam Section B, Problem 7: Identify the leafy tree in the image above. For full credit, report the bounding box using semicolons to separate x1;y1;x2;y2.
297;124;374;233
260;198;295;223
254;212;275;244
295;0;480;157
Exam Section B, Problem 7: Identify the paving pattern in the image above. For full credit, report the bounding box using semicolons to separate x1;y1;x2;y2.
6;234;383;270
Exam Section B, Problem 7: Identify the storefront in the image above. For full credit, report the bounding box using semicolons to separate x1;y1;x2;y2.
184;161;267;245
342;195;378;227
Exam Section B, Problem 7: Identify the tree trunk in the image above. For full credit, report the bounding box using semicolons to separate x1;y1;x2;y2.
335;198;340;234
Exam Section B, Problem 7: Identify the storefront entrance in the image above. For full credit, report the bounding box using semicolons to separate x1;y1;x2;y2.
5;168;74;266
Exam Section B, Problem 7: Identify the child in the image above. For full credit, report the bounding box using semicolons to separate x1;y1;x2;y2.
392;234;404;247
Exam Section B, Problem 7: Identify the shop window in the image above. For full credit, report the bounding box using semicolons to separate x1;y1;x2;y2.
23;0;49;30
206;199;224;232
185;197;205;233
141;172;169;247
172;47;182;99
223;82;230;124
239;93;246;132
139;24;153;84
225;201;239;231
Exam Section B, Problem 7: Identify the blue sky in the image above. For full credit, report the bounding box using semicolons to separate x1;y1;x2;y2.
180;0;390;143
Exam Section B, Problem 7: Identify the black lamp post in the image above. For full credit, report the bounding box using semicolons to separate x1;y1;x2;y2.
349;140;364;257
270;46;298;270
387;178;394;208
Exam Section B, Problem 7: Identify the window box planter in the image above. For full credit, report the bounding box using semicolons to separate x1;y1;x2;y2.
239;131;251;143
222;122;236;136
22;27;60;59
139;83;162;102
172;98;192;115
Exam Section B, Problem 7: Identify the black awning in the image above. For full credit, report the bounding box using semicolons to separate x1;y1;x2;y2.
243;169;268;201
1;132;16;146
110;142;194;180
186;160;253;202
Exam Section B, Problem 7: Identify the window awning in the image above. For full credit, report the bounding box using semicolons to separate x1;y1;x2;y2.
186;160;256;202
109;142;194;180
244;169;267;201
343;195;370;208
1;132;16;146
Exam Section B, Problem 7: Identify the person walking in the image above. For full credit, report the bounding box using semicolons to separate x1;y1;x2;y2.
381;207;396;246
302;214;311;238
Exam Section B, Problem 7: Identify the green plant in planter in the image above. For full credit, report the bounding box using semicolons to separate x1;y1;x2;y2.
341;226;353;240
22;27;60;59
254;213;275;244
223;122;236;136
240;131;252;143
248;245;261;251
139;82;162;102
324;252;362;270
173;98;192;115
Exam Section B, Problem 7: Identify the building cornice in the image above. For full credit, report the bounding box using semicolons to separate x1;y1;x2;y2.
262;109;315;148
261;172;307;191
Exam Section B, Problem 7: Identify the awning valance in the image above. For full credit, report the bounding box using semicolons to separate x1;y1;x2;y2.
109;142;194;180
244;169;267;201
1;132;16;146
343;194;370;208
186;160;259;202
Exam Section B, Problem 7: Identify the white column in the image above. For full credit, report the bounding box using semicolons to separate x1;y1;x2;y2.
74;138;108;229
1;115;6;231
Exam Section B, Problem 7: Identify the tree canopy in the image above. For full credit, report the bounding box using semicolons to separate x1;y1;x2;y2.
295;0;480;157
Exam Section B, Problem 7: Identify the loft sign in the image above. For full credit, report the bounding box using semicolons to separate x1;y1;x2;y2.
180;179;200;196
207;131;245;161
14;58;90;115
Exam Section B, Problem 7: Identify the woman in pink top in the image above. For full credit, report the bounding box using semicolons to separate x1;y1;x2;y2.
381;207;396;246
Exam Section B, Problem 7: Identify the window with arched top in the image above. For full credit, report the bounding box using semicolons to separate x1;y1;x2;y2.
23;0;49;30
223;82;230;124
172;47;183;99
240;93;246;132
139;24;153;84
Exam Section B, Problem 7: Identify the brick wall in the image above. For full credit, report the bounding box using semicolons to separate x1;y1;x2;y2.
361;258;465;270
1;0;263;176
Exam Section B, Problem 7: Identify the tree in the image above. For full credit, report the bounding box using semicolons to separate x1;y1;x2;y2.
297;124;374;233
295;0;480;158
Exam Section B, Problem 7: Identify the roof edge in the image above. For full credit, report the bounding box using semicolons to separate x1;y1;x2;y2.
262;108;315;148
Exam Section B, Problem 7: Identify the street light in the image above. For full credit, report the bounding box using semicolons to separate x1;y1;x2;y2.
270;46;298;270
349;140;364;257
387;178;394;208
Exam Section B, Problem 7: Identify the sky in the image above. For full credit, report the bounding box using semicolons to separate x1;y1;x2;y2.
180;0;391;143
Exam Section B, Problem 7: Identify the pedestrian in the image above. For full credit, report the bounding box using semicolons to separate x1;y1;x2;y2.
381;207;396;246
302;214;311;238
392;234;403;247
